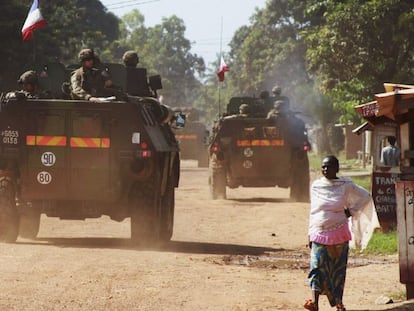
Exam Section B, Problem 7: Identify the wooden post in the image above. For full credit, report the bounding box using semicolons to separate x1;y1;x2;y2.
396;181;414;299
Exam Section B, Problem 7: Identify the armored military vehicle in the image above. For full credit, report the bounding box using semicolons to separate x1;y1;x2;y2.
208;96;310;202
0;62;180;244
172;107;209;167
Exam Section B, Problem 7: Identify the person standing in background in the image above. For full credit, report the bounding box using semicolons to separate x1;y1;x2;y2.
380;136;400;167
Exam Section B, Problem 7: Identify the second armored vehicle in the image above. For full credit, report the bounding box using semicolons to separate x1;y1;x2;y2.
208;96;310;202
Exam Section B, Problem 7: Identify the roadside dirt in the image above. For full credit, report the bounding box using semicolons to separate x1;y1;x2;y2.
0;160;412;311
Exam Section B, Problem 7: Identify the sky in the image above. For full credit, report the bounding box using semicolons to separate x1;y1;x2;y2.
101;0;268;67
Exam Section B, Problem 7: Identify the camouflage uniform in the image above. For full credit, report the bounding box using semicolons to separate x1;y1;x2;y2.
70;49;110;100
5;70;51;99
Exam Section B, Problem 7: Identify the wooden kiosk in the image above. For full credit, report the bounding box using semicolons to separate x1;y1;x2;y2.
355;83;414;298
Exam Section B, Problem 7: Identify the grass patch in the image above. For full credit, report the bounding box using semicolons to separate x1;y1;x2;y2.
308;154;323;171
308;153;370;172
362;230;398;255
350;175;371;191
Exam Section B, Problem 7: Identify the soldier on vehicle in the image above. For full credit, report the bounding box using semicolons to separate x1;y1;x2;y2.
122;50;140;67
70;48;113;102
267;100;290;118
268;100;310;150
239;103;252;117
5;70;51;99
272;85;290;106
122;50;152;97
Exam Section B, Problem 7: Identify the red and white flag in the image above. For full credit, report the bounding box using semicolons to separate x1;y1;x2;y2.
217;56;230;82
22;0;47;41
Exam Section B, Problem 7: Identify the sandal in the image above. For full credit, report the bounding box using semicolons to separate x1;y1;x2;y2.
336;303;346;311
304;299;318;311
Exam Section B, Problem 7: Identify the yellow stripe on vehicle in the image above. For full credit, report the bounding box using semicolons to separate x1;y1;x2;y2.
26;135;67;146
70;137;110;148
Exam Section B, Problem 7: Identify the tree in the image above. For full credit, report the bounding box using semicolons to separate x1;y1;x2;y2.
138;15;205;106
304;0;414;123
0;1;119;91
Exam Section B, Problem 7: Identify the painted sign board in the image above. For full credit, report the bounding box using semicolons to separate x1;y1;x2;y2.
372;172;398;230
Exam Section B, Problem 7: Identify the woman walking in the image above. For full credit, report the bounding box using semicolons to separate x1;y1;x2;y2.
304;155;375;311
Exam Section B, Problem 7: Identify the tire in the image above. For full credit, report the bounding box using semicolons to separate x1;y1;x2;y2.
209;158;227;199
289;150;310;202
19;206;41;239
130;173;161;245
0;177;19;243
159;175;175;242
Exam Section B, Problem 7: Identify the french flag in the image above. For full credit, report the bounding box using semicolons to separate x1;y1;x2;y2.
21;0;47;41
217;56;230;82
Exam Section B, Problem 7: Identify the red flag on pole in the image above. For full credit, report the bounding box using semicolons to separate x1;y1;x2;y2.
22;0;47;41
217;56;230;82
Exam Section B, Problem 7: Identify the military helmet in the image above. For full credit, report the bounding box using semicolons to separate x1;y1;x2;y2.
122;50;139;67
18;70;38;85
273;100;289;113
272;85;282;95
239;103;250;114
78;48;95;62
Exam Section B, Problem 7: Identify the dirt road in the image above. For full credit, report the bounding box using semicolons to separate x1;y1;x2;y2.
0;161;412;310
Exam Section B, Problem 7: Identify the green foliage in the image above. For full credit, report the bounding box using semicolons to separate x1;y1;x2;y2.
109;11;206;106
0;1;119;91
362;230;398;255
3;0;414;132
304;0;414;122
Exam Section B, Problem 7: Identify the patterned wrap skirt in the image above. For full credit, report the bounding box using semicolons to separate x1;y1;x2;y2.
307;241;349;306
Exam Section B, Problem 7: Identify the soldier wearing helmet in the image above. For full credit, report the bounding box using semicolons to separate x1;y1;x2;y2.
70;48;112;102
239;103;251;116
5;70;50;99
272;85;282;96
271;84;290;107
122;51;139;67
122;50;152;96
267;99;310;150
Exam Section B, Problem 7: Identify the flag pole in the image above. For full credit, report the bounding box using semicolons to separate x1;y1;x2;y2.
218;17;223;118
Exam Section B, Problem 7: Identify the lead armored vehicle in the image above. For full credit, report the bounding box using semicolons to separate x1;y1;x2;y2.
0;62;180;243
208;96;310;202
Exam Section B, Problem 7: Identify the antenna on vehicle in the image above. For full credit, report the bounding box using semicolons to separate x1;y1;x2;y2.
217;17;223;118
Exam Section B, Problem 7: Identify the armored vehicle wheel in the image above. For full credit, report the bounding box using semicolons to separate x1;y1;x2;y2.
19;207;41;239
159;175;175;242
289;150;310;202
0;177;19;243
209;160;227;199
130;174;161;245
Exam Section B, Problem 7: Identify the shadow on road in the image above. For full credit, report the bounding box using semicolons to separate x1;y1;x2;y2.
351;300;414;311
229;197;289;203
19;237;286;256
